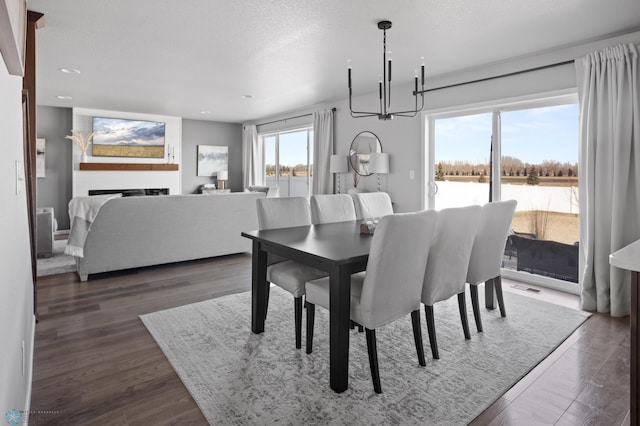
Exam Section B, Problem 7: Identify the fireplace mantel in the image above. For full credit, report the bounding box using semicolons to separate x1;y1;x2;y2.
79;163;179;171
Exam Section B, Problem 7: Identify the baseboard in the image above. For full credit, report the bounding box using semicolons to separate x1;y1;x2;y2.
24;314;35;425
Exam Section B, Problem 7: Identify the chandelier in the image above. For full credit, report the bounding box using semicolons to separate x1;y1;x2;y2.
348;20;425;120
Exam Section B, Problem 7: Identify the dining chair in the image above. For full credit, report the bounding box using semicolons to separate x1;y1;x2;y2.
305;210;438;393
310;194;357;225
422;205;481;359
466;200;518;332
256;197;327;349
350;192;394;220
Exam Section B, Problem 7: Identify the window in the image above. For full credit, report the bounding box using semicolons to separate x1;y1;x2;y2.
426;94;579;292
262;127;314;198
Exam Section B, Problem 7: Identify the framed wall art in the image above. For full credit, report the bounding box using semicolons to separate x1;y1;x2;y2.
35;137;45;177
197;145;228;177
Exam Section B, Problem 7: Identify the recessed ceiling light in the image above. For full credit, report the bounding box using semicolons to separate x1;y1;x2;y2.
59;68;81;74
242;95;253;99
56;95;72;100
200;110;211;114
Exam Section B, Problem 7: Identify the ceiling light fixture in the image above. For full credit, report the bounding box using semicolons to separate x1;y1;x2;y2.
56;95;72;100
348;20;425;120
59;68;81;74
242;95;253;99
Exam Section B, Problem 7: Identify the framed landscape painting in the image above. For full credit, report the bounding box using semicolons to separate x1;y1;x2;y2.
92;117;166;158
197;145;228;177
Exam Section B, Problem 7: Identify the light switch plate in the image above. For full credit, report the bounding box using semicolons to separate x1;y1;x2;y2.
16;160;24;194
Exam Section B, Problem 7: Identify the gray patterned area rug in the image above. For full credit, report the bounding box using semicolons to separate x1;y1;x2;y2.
36;239;76;277
140;286;590;425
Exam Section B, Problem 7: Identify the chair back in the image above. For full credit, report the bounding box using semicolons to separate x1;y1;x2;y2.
310;194;357;225
422;205;481;305
359;210;438;329
351;192;394;220
256;197;311;230
466;200;518;285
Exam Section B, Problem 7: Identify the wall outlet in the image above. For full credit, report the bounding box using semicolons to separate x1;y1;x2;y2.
409;170;415;180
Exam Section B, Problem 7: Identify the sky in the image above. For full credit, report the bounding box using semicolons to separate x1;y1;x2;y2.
264;103;579;168
264;129;314;166
434;103;579;165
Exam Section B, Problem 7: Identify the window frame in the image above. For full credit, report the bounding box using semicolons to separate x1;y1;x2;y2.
422;89;580;294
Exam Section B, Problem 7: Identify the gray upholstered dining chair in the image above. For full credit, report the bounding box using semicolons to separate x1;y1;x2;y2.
351;192;394;220
256;197;327;349
466;200;518;332
310;194;357;225
422;205;481;359
305;210;438;393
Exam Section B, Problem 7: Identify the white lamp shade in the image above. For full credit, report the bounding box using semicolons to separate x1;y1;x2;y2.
330;155;348;173
217;170;228;181
369;153;389;174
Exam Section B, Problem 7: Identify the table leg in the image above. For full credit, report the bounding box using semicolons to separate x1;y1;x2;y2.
251;240;267;333
485;278;496;310
330;265;352;393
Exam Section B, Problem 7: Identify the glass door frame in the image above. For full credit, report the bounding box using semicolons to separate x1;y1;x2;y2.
422;89;580;294
260;125;313;198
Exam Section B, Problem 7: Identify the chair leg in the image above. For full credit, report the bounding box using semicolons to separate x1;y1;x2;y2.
365;328;382;394
457;292;471;340
495;276;507;317
294;297;302;349
424;305;439;359
264;282;270;320
306;302;315;354
469;285;483;333
411;310;426;367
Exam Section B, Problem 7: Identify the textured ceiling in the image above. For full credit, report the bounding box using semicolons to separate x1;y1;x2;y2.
27;0;640;122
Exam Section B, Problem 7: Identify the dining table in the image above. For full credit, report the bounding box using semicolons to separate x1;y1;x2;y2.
241;220;372;393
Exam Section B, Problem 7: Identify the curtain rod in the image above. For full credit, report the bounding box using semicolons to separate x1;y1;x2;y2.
415;59;575;95
257;107;336;127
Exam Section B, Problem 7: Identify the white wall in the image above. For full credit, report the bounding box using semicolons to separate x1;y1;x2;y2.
71;108;182;197
0;63;35;418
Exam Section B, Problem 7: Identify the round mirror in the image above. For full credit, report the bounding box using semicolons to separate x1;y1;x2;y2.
349;131;382;176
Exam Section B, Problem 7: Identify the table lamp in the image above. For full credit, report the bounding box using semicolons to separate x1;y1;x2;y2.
330;155;348;194
217;170;228;190
369;153;389;192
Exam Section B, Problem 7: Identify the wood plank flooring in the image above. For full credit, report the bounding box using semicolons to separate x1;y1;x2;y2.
32;255;630;425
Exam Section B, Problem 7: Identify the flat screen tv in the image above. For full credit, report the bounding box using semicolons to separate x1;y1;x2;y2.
92;117;166;158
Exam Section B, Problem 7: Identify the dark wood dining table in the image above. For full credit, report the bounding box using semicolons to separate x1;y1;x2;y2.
241;220;371;393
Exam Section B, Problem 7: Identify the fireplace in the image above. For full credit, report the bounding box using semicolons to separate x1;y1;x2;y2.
88;188;169;197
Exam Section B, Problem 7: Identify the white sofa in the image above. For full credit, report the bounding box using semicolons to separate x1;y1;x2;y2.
74;192;265;281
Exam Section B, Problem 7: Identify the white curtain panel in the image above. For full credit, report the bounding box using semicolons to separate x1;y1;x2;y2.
576;43;640;317
242;124;264;188
312;109;334;195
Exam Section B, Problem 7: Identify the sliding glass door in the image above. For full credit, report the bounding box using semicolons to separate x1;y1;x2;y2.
426;94;580;292
262;127;314;198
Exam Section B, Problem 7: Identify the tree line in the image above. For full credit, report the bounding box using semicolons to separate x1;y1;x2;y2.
435;156;578;184
266;163;312;176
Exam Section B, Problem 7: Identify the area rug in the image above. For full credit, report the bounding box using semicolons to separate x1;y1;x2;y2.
140;286;590;425
37;239;76;277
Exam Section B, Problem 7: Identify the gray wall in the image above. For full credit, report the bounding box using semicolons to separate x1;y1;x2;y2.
0;65;35;419
34;112;242;226
182;119;243;194
249;30;640;214
36;106;73;229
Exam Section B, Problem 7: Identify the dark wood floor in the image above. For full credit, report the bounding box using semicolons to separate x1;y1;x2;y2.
32;255;630;425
